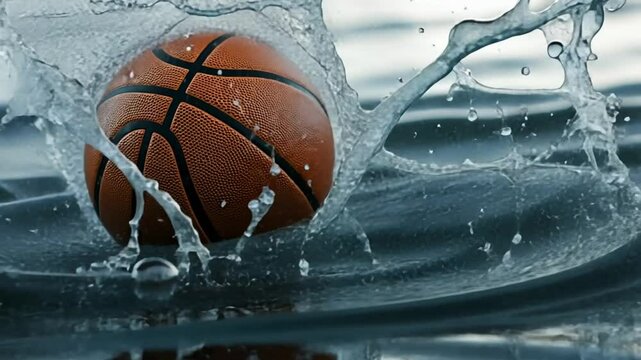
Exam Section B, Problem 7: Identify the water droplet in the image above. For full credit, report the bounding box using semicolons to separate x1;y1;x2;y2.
221;200;227;208
132;257;179;283
398;77;404;83
412;131;418;139
462;158;474;166
624;116;631;122
500;127;512;136
4;217;11;223
304;164;310;171
186;46;192;52
547;41;564;58
502;250;513;266
446;94;454;102
307;179;313;187
131;257;179;301
299;258;310;276
217;69;223;75
418;27;425;33
521;66;530;76
512;233;522;245
232;99;241;107
587;53;598;61
480;242;492;254
128;70;135;79
428;149;434;154
606;93;622;117
467;221;474;235
270;162;281;176
605;0;626;12
468;108;478;122
29;229;38;234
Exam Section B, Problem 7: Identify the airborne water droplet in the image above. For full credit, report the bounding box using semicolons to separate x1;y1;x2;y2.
304;164;310;171
512;232;522;245
217;69;223;75
624;116;631;122
418;27;425;33
270;162;281;176
547;41;564;58
398;77;403;83
521;66;530;76
468;107;478;122
128;70;135;79
221;200;227;208
186;46;192;52
299;258;310;276
500;127;512;136
605;0;626;12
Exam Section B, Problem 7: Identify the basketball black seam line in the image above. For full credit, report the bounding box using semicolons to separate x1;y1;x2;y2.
150;47;328;115
93;33;233;240
94;33;232;216
94;85;320;210
104;120;222;242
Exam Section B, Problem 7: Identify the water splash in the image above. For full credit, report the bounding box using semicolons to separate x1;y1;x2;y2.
1;0;634;279
234;186;276;257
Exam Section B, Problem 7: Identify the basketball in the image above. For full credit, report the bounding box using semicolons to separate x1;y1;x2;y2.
84;32;334;246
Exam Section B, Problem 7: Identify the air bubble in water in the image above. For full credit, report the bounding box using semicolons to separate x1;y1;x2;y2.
605;0;626;12
500;127;512;136
512;232;522;245
299;258;310;276
521;66;530;76
547;41;564;58
468;108;478;122
131;257;179;300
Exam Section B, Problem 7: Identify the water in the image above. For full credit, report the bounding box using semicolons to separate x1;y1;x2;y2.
2;0;641;358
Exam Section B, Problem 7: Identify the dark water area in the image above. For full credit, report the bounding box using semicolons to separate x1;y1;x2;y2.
3;89;641;359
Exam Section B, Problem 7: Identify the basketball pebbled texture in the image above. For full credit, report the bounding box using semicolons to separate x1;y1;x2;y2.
84;32;334;245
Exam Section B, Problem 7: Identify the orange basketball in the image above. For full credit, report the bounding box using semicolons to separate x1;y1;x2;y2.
84;32;334;246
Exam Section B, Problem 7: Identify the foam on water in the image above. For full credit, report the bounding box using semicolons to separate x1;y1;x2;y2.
0;0;635;280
